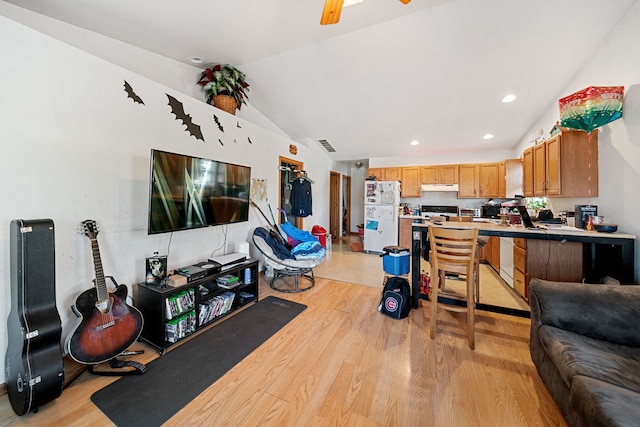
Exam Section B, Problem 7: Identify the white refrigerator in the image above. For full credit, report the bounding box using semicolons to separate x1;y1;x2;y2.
364;181;400;253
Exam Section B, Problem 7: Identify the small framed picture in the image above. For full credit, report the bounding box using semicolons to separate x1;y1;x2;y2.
146;255;168;285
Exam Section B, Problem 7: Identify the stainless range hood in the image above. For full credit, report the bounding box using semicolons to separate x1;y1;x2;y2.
421;183;459;192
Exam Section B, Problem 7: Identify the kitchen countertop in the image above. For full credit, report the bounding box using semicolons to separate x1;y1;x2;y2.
412;220;636;240
410;220;636;311
399;215;424;220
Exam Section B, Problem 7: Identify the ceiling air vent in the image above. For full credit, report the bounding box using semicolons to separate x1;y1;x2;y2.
318;139;336;152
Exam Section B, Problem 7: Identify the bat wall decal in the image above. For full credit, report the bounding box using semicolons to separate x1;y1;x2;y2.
213;114;224;132
166;94;204;141
124;81;144;104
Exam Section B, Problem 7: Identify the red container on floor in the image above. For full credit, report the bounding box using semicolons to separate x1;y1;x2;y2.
311;225;327;247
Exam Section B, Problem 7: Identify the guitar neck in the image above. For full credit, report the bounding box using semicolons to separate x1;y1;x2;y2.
89;238;109;301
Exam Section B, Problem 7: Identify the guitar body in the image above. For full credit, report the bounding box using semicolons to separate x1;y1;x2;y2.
67;283;143;364
67;220;143;365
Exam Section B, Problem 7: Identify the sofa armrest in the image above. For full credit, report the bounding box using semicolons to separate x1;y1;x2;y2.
529;279;640;347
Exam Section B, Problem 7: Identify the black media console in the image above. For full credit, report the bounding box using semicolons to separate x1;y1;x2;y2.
136;259;259;352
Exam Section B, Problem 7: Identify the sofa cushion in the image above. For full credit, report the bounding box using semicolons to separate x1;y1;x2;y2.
540;325;640;393
530;280;640;347
570;375;640;427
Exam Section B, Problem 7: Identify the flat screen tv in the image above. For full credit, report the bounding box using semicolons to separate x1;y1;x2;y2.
148;149;251;234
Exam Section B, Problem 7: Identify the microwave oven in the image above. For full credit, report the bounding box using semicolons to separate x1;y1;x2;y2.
481;205;501;219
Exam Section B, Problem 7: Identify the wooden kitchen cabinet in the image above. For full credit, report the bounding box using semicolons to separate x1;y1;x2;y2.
384;167;402;181
482;236;500;273
367;167;402;182
399;217;415;252
512;237;583;301
533;143;546;196
478;162;500;197
368;168;384;180
420;164;458;184
489;236;500;272
401;167;421;197
458;162;501;198
457;164;478;197
522;149;534;197
522;129;598;198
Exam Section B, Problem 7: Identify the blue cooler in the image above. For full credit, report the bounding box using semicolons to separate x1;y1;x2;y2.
381;246;410;276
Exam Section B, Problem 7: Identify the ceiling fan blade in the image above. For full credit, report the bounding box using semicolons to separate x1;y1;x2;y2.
321;0;344;25
399;0;412;4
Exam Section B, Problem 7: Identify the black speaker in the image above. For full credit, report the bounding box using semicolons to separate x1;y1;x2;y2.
5;219;64;415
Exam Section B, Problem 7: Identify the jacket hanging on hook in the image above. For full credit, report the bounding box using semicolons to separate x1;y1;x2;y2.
291;177;312;217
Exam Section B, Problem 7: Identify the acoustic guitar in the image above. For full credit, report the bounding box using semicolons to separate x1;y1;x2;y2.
66;220;143;364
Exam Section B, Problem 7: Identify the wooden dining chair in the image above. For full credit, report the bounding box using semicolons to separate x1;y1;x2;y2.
428;224;479;349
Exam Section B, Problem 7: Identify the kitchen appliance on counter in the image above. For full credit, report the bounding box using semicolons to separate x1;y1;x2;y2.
481;205;501;219
575;205;598;229
364;181;400;253
420;205;459;219
460;208;481;218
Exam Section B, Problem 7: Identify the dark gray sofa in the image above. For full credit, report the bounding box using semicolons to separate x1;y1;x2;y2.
529;278;640;427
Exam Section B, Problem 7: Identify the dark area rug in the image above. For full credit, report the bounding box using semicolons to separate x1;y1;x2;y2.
91;296;306;427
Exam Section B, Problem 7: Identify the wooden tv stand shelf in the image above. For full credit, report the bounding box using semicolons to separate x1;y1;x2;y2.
136;259;258;352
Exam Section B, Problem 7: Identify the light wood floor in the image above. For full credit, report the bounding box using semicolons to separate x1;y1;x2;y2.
0;267;565;426
316;236;530;311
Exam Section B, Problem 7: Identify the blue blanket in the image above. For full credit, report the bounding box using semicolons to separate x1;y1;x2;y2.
291;240;324;256
254;227;295;260
280;223;319;245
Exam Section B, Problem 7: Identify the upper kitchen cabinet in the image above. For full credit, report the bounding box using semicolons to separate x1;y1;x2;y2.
522;129;598;198
522;149;534;196
420;164;458;184
401;167;421;197
367;167;402;182
459;163;501;198
478;162;500;197
384;167;402;182
458;164;478;197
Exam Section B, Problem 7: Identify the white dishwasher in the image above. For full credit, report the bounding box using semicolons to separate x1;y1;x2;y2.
499;237;514;287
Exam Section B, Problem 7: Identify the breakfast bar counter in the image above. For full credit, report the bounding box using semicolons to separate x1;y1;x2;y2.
410;221;636;314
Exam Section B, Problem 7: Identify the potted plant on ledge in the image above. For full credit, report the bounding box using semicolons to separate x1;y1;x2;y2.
197;64;250;115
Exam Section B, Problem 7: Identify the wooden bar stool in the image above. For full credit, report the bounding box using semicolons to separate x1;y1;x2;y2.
428;224;479;349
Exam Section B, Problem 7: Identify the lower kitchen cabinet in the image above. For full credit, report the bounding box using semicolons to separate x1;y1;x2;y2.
512;238;583;300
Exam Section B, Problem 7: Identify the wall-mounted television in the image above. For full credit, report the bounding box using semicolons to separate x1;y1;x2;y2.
148;149;251;234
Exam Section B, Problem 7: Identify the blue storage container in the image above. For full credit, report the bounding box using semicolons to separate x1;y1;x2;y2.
382;246;410;275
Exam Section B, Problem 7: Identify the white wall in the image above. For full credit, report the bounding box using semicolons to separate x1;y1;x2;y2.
514;2;640;282
366;5;640;284
0;15;333;376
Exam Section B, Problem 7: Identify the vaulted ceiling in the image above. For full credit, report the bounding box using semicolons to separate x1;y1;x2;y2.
5;0;638;161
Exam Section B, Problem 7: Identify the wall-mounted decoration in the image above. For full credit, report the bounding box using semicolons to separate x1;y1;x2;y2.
237;121;242;128
250;178;267;202
559;86;624;133
124;81;144;105
166;94;204;141
213;114;224;132
218;139;224;146
289;144;298;155
248;137;253;144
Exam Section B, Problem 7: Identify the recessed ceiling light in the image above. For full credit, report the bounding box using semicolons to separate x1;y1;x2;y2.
502;94;517;103
483;134;494;140
189;56;204;65
410;140;420;146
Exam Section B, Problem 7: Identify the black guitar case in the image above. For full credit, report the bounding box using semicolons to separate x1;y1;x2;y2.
5;219;64;415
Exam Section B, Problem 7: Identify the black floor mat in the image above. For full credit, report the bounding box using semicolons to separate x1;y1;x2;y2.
91;296;306;426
